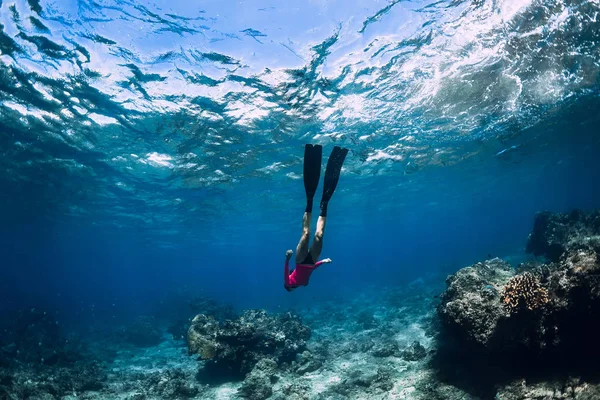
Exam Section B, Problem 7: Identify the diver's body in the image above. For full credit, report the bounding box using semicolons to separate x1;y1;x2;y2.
284;144;348;292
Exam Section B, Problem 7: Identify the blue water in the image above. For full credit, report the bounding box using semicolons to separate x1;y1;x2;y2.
1;0;599;337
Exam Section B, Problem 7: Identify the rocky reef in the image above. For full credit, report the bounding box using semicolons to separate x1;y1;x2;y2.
436;209;600;396
0;308;96;370
3;209;600;400
187;310;311;382
526;209;600;261
167;296;238;342
0;308;109;400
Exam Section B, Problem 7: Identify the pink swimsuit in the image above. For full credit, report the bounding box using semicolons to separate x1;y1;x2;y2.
284;258;325;289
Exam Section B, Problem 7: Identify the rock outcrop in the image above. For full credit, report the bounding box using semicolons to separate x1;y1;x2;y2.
188;310;311;380
437;209;600;375
526;209;600;262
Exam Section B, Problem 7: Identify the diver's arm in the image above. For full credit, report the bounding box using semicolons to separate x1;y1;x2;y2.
313;258;332;269
284;250;293;286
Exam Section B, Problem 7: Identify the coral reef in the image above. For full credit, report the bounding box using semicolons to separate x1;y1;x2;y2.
325;365;395;398
0;308;85;367
495;378;600;400
501;272;549;313
437;258;514;347
526;209;600;261
402;341;427;361
5;208;600;400
0;284;441;400
117;368;200;399
188;310;311;380
168;296;238;342
294;350;323;374
0;361;106;399
436;209;600;397
238;358;278;400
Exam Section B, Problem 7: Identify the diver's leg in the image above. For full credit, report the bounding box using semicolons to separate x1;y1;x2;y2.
319;146;348;217
296;212;311;264
310;215;326;261
297;144;322;264
304;144;322;212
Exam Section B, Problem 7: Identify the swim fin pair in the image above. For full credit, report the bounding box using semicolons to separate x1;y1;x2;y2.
303;144;348;217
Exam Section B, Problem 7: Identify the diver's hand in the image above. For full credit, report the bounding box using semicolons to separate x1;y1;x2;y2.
322;258;332;263
286;250;293;260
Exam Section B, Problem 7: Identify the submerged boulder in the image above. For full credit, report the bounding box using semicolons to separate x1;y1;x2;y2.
168;296;238;342
327;365;395;397
294;350;323;374
402;341;428;361
437;258;514;348
188;310;311;380
437;209;600;371
526;209;600;262
238;358;278;400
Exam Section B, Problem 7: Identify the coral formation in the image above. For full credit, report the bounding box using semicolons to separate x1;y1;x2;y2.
402;341;427;361
526;209;600;261
436;209;600;396
371;341;399;357
167;296;238;341
294;350;323;374
238;358;278;400
4;209;600;400
0;361;107;399
0;308;84;367
126;369;200;399
326;365;395;397
500;272;549;313
437;258;514;347
188;310;311;380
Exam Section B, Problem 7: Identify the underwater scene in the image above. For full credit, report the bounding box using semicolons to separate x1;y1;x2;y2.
1;0;600;399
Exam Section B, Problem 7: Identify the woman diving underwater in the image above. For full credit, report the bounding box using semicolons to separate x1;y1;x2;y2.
284;144;349;292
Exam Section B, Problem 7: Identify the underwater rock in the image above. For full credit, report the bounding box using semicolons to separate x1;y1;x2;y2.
138;369;199;399
274;381;311;400
167;297;238;342
188;310;311;380
371;341;399;358
238;372;272;400
402;341;427;361
55;361;107;392
356;309;377;329
329;365;395;397
437;210;600;384
0;361;107;399
526;209;600;262
238;359;278;400
127;393;146;400
437;258;514;347
186;314;219;359
344;337;375;354
121;316;163;347
496;377;600;400
0;308;84;366
111;368;200;399
294;350;323;374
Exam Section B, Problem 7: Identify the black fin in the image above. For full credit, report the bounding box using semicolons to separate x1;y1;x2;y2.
321;146;348;205
303;144;322;201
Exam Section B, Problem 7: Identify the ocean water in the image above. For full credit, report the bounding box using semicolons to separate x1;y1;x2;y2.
1;0;600;399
